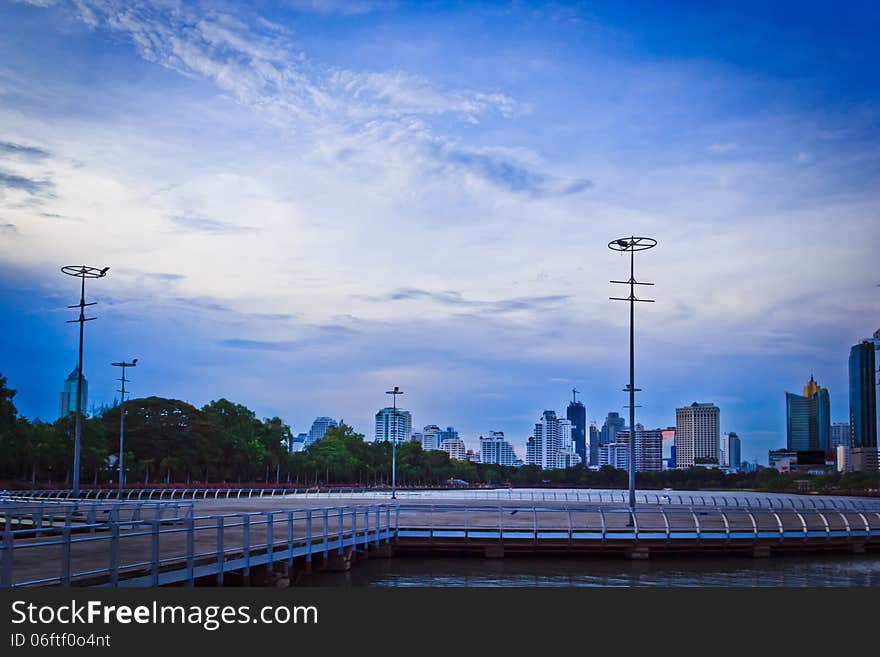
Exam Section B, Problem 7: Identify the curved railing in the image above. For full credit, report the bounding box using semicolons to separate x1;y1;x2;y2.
4;487;879;511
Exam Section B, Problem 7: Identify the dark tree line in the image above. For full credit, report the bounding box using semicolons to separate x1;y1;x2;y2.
1;372;877;492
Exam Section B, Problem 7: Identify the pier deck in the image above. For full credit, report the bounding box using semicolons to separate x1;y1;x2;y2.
3;493;880;587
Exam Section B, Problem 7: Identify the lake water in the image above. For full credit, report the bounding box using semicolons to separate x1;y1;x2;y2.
303;554;880;587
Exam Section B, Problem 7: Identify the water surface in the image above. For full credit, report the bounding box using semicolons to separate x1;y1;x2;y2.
303;554;880;587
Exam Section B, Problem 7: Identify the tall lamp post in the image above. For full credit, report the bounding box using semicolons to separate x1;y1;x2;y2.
608;237;656;510
385;386;403;500
62;265;109;496
111;358;137;496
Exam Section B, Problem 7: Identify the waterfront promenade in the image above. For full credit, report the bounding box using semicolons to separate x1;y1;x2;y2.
3;489;880;587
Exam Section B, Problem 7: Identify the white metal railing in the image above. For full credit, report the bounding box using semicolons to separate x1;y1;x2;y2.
4;488;880;511
1;503;395;588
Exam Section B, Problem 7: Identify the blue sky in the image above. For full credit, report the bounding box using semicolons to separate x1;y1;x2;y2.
1;0;878;464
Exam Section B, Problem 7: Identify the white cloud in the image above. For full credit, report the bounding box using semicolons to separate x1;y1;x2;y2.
2;0;878;445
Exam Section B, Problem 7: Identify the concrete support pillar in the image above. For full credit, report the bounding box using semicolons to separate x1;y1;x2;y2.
484;544;505;559
320;548;353;572
626;546;650;560
752;545;771;558
369;543;394;558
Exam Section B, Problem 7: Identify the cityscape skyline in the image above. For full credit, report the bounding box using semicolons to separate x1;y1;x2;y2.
1;1;879;466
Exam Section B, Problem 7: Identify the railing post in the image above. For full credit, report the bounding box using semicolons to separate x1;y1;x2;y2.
287;511;294;565
816;511;830;541
690;510;701;544
216;516;225;586
338;507;344;554
746;510;758;539
150;520;160;586
109;511;120;587
660;508;670;542
374;507;380;546
61;519;72;585
385;506;391;543
267;513;275;569
322;509;329;558
793;511;807;542
306;510;313;566
243;515;251;577
352;506;358;547
2;523;13;587
186;516;195;586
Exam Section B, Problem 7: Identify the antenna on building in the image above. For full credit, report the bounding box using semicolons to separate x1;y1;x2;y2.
572;387;579;404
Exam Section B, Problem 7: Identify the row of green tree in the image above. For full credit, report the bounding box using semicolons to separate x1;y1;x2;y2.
1;372;877;492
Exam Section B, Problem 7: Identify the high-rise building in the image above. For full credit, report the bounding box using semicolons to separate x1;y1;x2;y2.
566;392;587;466
836;445;852;473
588;422;600;466
661;427;676;464
600;412;625;447
720;432;742;470
305;416;338;447
439;438;467;461
598;443;629;470
58;366;88;419
419;425;442;451
526;410;581;469
830;422;851;449
374;407;412;443
288;432;307;453
438;426;459;443
785;375;830;451
479;431;519;466
616;425;663;472
849;341;877;449
675;403;720;468
850;447;879;472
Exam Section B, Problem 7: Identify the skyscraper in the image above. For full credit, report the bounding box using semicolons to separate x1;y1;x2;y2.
566;391;587;466
849;340;877;449
785;375;830;451
675;403;720;468
374;407;412;443
526;410;581;469
600;412;625;447
830;422;851;449
419;425;441;451
721;432;742;470
616;425;663;472
588;422;600;466
305;416;338;447
479;431;519;466
439;437;467;460
528;410;560;469
598;442;629;470
58;366;87;419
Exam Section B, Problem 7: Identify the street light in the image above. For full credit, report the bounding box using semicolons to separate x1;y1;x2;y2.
385;386;403;500
608;236;656;510
111;358;137;497
61;265;109;496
